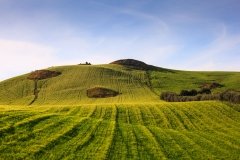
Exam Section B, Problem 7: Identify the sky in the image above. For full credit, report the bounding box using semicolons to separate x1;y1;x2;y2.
0;0;240;81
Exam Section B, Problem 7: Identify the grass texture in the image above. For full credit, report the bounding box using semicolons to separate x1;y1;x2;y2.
0;63;239;159
0;101;240;159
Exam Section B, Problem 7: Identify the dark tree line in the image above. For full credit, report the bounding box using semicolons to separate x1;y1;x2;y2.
161;90;240;104
79;62;91;65
179;88;211;96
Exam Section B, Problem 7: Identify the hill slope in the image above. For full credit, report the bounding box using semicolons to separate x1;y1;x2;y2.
0;60;239;105
0;64;159;105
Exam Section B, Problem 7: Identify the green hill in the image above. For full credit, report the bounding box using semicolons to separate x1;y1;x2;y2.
0;61;239;105
0;64;159;105
0;59;240;159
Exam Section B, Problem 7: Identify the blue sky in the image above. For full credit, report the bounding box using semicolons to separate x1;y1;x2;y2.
0;0;240;80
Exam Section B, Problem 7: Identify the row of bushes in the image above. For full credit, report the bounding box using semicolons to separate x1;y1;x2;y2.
79;62;91;65
161;90;240;104
180;88;211;96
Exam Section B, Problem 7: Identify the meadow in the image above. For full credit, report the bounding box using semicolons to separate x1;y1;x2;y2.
0;62;240;159
0;102;240;159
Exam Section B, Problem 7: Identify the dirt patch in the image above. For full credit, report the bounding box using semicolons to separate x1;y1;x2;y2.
27;70;61;80
87;87;119;98
200;82;224;90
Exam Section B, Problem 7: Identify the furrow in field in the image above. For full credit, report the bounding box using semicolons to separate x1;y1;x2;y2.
90;105;106;119
213;130;240;145
213;103;240;122
174;103;240;139
148;127;191;159
107;105;128;159
166;129;214;159
67;106;82;116
33;117;89;159
148;105;171;128
38;118;103;160
182;131;234;159
102;105;117;159
107;123;128;160
193;103;240;133
208;103;240;128
73;120;116;159
132;124;167;159
102;106;113;120
177;103;207;130
158;105;185;130
182;103;237;132
138;105;158;127
0;112;36;128
0;113;55;141
197;131;240;152
128;107;144;125
0;115;73;157
167;103;197;130
116;105;129;124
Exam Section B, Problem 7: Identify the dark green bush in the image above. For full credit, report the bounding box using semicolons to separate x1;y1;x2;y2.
180;89;198;96
198;88;211;94
160;90;240;104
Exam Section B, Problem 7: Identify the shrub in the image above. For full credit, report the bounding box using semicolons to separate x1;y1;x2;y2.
198;88;211;94
219;90;240;103
160;92;178;102
160;90;240;104
200;82;224;89
180;89;198;96
87;87;119;98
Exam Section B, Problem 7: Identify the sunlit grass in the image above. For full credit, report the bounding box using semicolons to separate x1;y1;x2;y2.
0;101;240;159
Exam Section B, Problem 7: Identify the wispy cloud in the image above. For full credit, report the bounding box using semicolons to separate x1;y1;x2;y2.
120;9;169;32
182;25;240;71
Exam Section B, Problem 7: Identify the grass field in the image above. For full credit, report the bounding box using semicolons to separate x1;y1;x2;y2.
0;102;240;159
0;62;240;159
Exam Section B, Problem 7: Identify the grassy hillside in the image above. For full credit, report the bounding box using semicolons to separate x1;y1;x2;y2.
0;101;240;159
149;70;240;94
0;60;239;159
0;64;158;105
0;63;239;105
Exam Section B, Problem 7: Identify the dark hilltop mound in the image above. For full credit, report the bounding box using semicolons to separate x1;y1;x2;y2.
87;87;119;98
110;59;170;71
